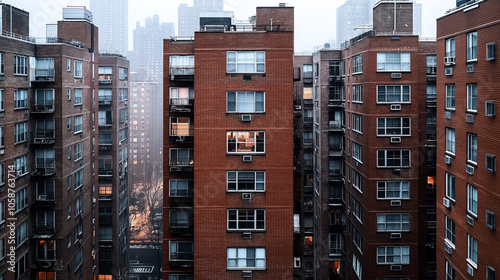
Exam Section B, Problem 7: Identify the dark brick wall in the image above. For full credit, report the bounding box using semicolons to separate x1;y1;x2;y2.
373;1;413;35
1;4;30;37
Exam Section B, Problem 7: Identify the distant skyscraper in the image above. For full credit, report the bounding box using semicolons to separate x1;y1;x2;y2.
130;15;174;82
90;0;128;55
177;0;223;36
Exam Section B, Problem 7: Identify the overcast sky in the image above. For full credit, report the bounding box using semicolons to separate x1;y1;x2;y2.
11;0;455;53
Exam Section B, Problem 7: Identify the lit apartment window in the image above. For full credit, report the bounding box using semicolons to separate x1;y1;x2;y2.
0;52;4;74
445;216;456;248
74;89;83;105
352;85;362;103
74;60;82;78
169;179;194;197
169;241;194;261
227;131;264;153
377;85;411;103
303;87;312;100
14;89;28;109
445;128;455;154
446;38;456;59
352;54;362;74
377;52;410;71
170;87;194;105
14;55;28;75
227;171;265;191
377;149;411;168
377;246;410;264
352;253;362;279
227;91;264;113
352;198;362;223
329;234;342;255
467;184;478;217
14;155;28;178
377;213;410;232
467;133;477;164
446;84;455;109
170;117;191;136
98;66;112;82
99;185;112;200
446;260;455;280
227;248;265;269
468;234;478;267
227;51;265;73
467;84;477;112
38;272;55;280
227;209;265;230
169;148;194;166
377;117;410;136
74;115;83;133
352;142;362;163
467;31;478;61
169;275;194;280
445;172;455;201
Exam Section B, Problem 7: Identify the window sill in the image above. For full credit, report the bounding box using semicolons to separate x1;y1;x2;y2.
467;211;477;219
227;229;266;232
14;141;28;145
466;59;477;63
444;239;455;250
445;151;455;157
227;190;265;193
466;110;477;114
227;268;266;271
74;131;83;135
445;108;455;111
74;104;83;106
74;158;83;162
466;160;477;167
376;70;411;73
466;258;477;269
13;107;28;111
445;195;455;203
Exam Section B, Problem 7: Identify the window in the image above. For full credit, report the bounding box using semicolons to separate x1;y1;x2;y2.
38;272;55;280
74;142;83;161
74;60;82;78
169;241;194;261
446;260;455;280
119;88;128;102
314;63;319;77
446;38;456;58
169;275;194;280
377;52;410;71
67;118;71;130
487;266;496;280
169;117;191;136
352;198;362;223
467;133;478;164
352;85;362;103
74;169;83;190
377;117;411;136
74;115;83;133
486;101;496;117
74;222;82;241
14;89;28;109
0;127;3;148
446;84;455;110
227;209;265;230
0;200;4;224
467;32;478;61
227;51;265;73
119;67;128;80
467;184;478;217
14;155;28;178
303;132;313;144
445;216;456;248
377;85;411;103
445;128;455;154
329;161;343;176
74;248;83;270
445;172;455;201
377;246;410;264
467;84;477;112
427;55;437;74
14;55;28;75
0;53;3;74
67;58;71;71
74;89;82;105
227;171;265;191
36;239;55;261
227;248;265;269
487;43;497;61
14;122;28;144
303;87;312;100
35;119;55;141
227;131;265;153
15;253;27;279
227;91;264;113
98;66;112;82
377;181;410;199
15;221;28;247
169;179;194;197
119;128;128;142
0;237;5;260
486;210;496;230
377;149;411;168
427;85;436;102
0;89;3;111
169;148;193;166
377;213;410;232
36;181;55;201
98;89;112;104
352;142;362;163
98;226;112;240
35;89;55;112
303;64;313;78
352;170;362;193
329;234;342;255
352;54;362;74
468;234;478;266
170;56;194;75
169;209;192;229
119;109;128;124
352;227;362;253
486;154;496;173
353;254;362;279
74;195;83;216
99;185;112;200
98;110;112;126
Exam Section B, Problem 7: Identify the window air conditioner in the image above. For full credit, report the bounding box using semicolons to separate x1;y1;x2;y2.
390;265;402;271
391;73;402;79
466;164;474;175
390;137;401;143
445;111;452;120
444;242;452;255
242;155;253;163
390;233;402;239
466;113;474;124
37;195;47;200
444;56;456;65
445;155;452;165
242;193;252;200
242;271;253;278
467;263;474;276
445;68;453;76
390;200;401;207
390;104;401;111
242;232;252;239
241;115;252;122
443;197;451;208
466;215;474;226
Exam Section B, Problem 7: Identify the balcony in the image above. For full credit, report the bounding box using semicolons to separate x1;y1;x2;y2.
328;93;345;107
33;225;55;238
328;121;344;132
98;170;113;179
329;247;342;256
170;98;194;113
329;146;344;158
98;98;113;106
99;213;112;225
32;160;56;176
169;158;194;173
98;74;113;85
99;141;113;151
33;102;55;113
33;130;55;145
170;66;194;81
329;75;343;85
34;68;55;81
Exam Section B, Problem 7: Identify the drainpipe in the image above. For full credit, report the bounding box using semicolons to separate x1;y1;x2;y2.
393;0;397;35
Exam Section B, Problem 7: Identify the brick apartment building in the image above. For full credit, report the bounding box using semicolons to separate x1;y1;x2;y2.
436;0;500;279
163;5;294;280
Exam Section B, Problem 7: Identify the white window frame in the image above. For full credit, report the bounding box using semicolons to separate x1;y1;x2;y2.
445;128;455;155
377;85;411;103
376;246;410;264
467;84;477;112
446;84;455;110
74;169;83;190
14;55;28;75
352;85;362;103
353;253;362;279
169;117;192;136
377;117;411;136
445;172;455;201
377;149;411;168
352;226;362;253
352;113;362;133
74;88;83;105
467;133;477;164
74;60;83;78
352;54;363;74
467;184;478;217
467;31;478;61
169;148;194;167
467;234;478;268
377;181;410;199
445;216;456;249
74;142;83;161
13;89;28;109
329;233;342;255
169;241;194;261
445;38;456;58
352;170;362;193
227;247;265;269
376;213;410;232
377;52;411;72
14;155;28;178
227;131;265;154
14;122;28;144
352;142;362;163
227;51;265;73
227;209;265;231
74;115;83;134
227;171;265;192
446;260;455;280
119;67;128;80
352;198;362;223
169;179;193;197
226;91;265;113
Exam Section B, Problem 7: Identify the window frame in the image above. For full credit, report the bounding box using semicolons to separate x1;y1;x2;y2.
352;198;362;224
227;171;265;192
352;54;363;74
376;85;411;104
377;181;410;200
14;122;28;145
13;89;28;109
467;31;478;61
227;247;266;269
352;113;362;133
446;260;455;280
467;84;478;112
227;51;265;74
376;246;410;264
0;52;4;74
445;216;456;248
467;133;478;165
14;55;28;76
377;117;411;137
226;91;265;113
227;131;265;154
446;84;455;110
445;128;455;155
74;60;83;78
227;209;265;231
467;234;478;268
376;52;411;72
352;142;363;164
74;115;83;134
467;184;478;217
74;88;83;105
169;179;194;197
445;172;455;201
377;149;411;168
445;37;456;58
352;85;362;103
376;213;410;232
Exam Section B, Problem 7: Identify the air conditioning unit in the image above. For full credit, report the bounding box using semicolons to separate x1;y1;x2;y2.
242;271;253;278
466;164;474;175
124;101;128;105
390;265;402;271
393;169;401;175
445;68;453;76
294;257;301;268
242;232;252;239
390;104;401;111
170;166;182;172
242;193;252;200
390;233;402;239
177;136;185;142
241;115;252;122
467;263;474;276
391;73;402;79
37;195;47;200
445;155;452;165
390;137;401;143
466;64;474;73
0;150;4;155
444;56;456;65
242;155;253;163
444;242;452;255
467;215;474;226
79;239;83;245
294;105;302;110
466;114;474;123
92;218;95;224
445;111;452;120
443;197;451;208
390;200;401;207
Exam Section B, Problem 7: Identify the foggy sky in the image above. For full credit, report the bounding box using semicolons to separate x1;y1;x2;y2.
11;0;455;53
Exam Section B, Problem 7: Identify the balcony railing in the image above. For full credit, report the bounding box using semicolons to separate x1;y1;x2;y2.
33;160;56;176
99;170;113;177
170;252;194;261
328;121;343;131
33;102;55;113
170;98;193;106
329;247;342;256
35;68;55;81
170;66;194;76
98;98;113;105
170;220;193;229
170;158;194;167
34;224;55;235
98;75;113;85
